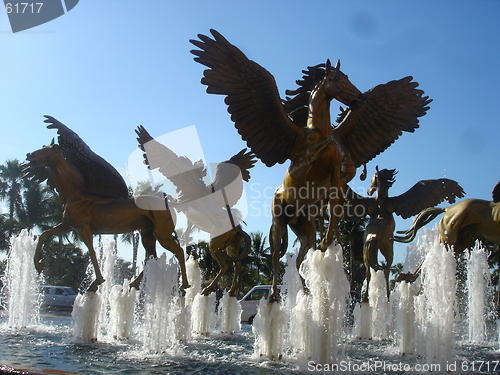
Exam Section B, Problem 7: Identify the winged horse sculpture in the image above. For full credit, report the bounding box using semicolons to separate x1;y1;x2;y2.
396;181;500;252
23;116;189;292
135;125;257;296
190;29;432;301
344;167;465;301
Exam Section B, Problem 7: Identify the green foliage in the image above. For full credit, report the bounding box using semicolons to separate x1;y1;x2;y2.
41;239;89;290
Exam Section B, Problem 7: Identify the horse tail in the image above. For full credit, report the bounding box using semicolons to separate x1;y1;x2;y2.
364;235;384;271
394;207;445;243
220;228;251;262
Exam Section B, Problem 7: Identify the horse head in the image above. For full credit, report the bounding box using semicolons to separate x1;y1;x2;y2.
368;166;397;197
321;59;362;106
25;141;61;168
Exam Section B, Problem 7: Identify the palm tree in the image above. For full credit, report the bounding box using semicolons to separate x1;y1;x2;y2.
0;159;25;236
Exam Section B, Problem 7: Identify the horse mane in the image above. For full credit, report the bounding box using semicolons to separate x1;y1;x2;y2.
282;63;327;127
377;168;397;188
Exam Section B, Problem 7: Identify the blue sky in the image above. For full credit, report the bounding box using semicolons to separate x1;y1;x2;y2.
1;1;499;265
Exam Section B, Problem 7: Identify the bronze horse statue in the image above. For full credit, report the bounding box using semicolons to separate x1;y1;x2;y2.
190;29;431;301
135;125;257;297
396;181;500;253
23;116;189;292
345;167;464;301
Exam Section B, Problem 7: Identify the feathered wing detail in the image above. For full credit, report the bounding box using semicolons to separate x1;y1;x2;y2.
388;178;465;219
333;77;432;168
22;163;54;189
190;29;304;166
492;181;500;203
343;185;378;221
210;148;257;208
44;115;129;199
135;125;209;203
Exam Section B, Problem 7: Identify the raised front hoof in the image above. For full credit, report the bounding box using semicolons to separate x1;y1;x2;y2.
34;262;44;274
87;278;105;293
129;279;141;290
267;292;280;303
200;287;212;296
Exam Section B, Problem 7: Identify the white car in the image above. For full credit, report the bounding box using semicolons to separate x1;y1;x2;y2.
239;285;278;324
40;285;77;310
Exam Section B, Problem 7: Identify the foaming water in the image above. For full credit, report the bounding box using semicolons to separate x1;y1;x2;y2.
253;244;350;366
466;243;494;344
2;231;500;374
5;230;41;329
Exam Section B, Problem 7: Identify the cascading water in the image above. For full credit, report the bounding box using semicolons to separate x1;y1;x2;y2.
2;229;500;374
140;253;187;354
253;244;350;366
5;230;41;329
412;229;457;367
466;242;494;344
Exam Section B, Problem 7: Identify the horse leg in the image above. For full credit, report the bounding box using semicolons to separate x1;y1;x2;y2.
362;237;378;303
33;222;72;273
379;240;394;300
155;232;190;291
226;232;243;297
290;214;316;293
129;227;157;289
201;245;229;296
79;226;104;292
269;195;288;302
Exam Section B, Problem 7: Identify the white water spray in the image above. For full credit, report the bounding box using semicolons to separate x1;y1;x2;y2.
466;243;493;344
191;293;217;335
141;253;187;353
413;229;457;367
253;245;349;364
72;292;102;342
218;293;242;334
109;279;137;340
5;230;41;329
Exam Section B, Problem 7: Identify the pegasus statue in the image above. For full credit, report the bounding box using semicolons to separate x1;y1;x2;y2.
23;116;189;293
190;29;431;301
135;125;257;297
344;167;465;301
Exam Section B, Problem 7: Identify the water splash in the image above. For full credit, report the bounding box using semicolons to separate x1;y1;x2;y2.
72;291;102;342
253;245;349;365
109;279;137;340
5;230;41;329
218;293;242;334
466;243;493;344
413;229;457;367
191;293;217;335
368;269;389;340
141;253;186;353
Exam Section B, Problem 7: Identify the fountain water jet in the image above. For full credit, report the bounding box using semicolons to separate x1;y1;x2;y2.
141;253;187;353
5;230;41;329
218;292;242;334
413;229;457;367
466;242;493;344
253;244;349;365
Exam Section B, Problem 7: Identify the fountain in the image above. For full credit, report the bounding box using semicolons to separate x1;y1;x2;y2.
466;242;494;344
1;229;500;374
4;230;41;329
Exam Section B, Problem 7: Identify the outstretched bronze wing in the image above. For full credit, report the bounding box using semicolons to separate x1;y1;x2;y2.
332;77;432;168
44;115;129;199
190;29;304;167
387;179;465;219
